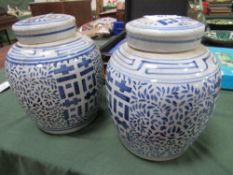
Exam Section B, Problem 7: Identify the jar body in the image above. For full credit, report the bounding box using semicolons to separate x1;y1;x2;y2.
106;43;221;160
5;34;103;134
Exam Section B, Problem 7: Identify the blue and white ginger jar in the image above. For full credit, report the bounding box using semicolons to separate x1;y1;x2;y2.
106;15;221;161
5;14;103;134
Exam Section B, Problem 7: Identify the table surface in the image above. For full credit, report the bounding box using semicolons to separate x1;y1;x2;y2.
0;53;233;175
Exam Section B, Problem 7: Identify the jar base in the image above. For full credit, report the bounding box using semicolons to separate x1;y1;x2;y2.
37;114;97;135
119;137;185;161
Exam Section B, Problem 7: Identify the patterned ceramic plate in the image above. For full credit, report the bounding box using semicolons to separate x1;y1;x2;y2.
206;18;233;30
206;19;233;25
204;30;233;45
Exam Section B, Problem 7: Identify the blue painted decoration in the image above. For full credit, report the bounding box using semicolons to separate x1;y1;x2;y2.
106;43;221;160
5;35;103;133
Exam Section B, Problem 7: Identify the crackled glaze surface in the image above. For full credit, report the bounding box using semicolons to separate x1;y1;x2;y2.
106;43;221;160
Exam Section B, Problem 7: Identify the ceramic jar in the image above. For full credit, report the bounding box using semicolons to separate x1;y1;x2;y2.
106;15;221;161
5;14;103;134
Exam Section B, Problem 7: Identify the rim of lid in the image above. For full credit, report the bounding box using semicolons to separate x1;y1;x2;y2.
126;15;205;53
13;14;77;45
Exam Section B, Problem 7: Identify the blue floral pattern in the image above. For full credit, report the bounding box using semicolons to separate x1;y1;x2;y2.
6;45;103;133
106;62;221;160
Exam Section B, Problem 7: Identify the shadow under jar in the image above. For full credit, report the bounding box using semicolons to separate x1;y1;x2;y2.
5;14;103;134
106;15;221;161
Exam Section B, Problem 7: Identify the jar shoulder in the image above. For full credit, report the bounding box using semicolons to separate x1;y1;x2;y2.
109;43;221;83
6;34;97;64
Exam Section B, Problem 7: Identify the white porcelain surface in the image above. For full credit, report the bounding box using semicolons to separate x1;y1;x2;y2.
106;16;221;161
6;14;103;134
126;15;205;53
13;14;76;44
106;42;221;160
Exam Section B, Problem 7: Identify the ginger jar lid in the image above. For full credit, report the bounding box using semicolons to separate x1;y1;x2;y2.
126;15;205;53
13;14;76;44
